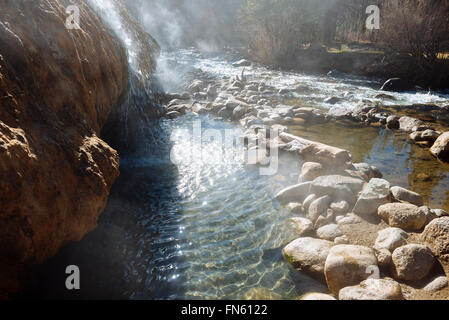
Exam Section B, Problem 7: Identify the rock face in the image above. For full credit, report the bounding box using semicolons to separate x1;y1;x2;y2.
421;217;449;273
391;244;435;282
423;276;448;292
339;279;404;300
431;132;449;162
353;178;390;217
378;203;427;231
324;245;378;294
0;0;158;298
283;237;334;281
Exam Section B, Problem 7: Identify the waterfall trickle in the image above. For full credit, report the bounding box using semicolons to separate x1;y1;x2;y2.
88;0;165;156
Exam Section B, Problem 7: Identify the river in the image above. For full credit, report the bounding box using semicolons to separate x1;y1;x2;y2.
18;48;449;300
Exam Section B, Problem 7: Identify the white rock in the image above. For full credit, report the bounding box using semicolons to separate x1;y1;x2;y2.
316;224;343;241
299;162;325;183
334;235;350;245
324;245;378;294
330;201;350;214
374;227;409;252
307;195;332;223
339;279;404;300
283;237;334;281
353;178;390;217
290;217;314;236
390;186;424;206
337;213;362;226
300;293;336;300
423;276;448;292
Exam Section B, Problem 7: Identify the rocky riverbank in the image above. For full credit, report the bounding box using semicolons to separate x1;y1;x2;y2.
0;0;158;298
162;59;449;300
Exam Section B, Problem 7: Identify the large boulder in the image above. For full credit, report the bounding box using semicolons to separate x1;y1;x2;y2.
324;245;378;294
283;237;334;281
390;186;424;206
378;203;427;231
391;244;435;282
374;228;408;252
339;279;404;300
431;132;449;162
421;217;449;273
353;178;390;217
310;175;365;203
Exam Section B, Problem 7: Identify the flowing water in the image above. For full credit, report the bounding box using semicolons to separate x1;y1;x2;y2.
20;48;449;300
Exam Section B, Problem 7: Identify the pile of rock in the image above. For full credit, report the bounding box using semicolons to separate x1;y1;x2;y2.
165;73;449;300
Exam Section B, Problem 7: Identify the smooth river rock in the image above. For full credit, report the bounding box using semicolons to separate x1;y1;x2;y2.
316;224;343;241
324;245;378;294
290;218;314;236
299;293;337;300
378;203;427;231
390;186;424;206
391;244;435;282
307;195;332;223
421;217;449;273
283;237;334;281
274;182;312;204
298;162;325;183
339;279;404;300
353;178;390;217
431;132;449;162
423;276;449;292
